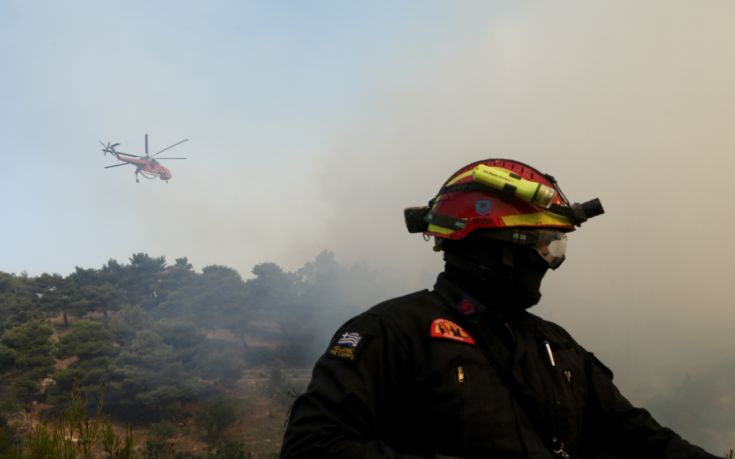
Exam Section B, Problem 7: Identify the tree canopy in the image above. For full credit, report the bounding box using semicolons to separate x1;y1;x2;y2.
0;250;380;422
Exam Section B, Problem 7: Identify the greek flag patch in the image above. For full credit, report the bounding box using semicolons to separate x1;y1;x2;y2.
327;330;364;362
336;332;362;347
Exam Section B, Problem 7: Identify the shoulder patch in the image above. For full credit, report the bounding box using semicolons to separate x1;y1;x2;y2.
429;318;476;345
327;331;364;362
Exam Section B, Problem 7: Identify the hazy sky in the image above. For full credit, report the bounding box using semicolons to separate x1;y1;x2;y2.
2;0;735;448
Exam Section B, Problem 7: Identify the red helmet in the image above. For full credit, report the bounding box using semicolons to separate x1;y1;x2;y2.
404;159;603;241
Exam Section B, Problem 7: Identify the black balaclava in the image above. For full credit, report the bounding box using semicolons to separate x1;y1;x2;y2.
441;232;549;315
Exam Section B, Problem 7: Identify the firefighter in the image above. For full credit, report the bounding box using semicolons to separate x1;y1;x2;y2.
279;159;719;459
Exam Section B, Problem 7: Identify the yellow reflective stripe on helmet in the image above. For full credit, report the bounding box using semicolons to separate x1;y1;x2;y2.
428;224;455;236
444;170;474;187
434;170;477;206
502;212;572;227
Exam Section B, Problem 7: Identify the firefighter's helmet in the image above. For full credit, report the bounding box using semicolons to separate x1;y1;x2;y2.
404;159;604;241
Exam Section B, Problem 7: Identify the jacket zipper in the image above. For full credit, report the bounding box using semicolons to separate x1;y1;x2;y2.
455;365;468;455
456;365;465;383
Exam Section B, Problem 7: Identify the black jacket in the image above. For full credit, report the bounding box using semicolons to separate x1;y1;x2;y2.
280;275;718;459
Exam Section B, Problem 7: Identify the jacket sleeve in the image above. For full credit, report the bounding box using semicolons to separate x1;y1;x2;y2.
279;313;427;459
585;353;721;459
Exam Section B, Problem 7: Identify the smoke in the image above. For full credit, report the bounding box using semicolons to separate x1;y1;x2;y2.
312;1;735;452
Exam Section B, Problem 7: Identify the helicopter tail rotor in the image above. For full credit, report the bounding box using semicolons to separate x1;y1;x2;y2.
100;141;120;156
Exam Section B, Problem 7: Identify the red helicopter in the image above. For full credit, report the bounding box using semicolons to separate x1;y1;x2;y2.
100;134;188;183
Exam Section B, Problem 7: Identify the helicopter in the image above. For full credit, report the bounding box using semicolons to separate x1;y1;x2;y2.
100;134;188;183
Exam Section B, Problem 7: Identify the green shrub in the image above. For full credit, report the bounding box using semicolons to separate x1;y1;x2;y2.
209;440;249;459
149;421;177;440
143;437;172;459
195;398;237;445
7;379;135;459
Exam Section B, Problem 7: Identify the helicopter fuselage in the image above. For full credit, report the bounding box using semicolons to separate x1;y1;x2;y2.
113;153;172;181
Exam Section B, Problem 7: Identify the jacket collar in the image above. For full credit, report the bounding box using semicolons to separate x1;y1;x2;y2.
433;273;533;328
433;273;487;323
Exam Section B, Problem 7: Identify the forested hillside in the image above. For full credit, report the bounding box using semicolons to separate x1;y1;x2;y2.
1;252;733;457
0;251;380;457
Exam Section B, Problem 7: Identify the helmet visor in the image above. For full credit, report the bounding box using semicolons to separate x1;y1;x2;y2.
480;229;568;269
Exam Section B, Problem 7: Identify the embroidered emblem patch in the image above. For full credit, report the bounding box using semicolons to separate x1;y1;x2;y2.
475;199;491;216
458;295;476;315
327;331;364;362
429;319;476;345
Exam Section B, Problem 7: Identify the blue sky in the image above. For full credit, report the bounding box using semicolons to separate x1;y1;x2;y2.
0;1;481;276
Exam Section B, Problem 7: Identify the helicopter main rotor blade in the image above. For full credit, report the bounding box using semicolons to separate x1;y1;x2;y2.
105;163;132;169
151;138;189;158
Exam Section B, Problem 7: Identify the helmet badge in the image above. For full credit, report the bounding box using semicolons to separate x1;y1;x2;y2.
475;199;492;216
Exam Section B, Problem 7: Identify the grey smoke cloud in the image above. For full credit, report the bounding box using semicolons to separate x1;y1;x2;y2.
314;2;735;450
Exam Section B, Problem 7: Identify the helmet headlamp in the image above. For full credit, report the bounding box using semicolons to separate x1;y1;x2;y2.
472;164;557;208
